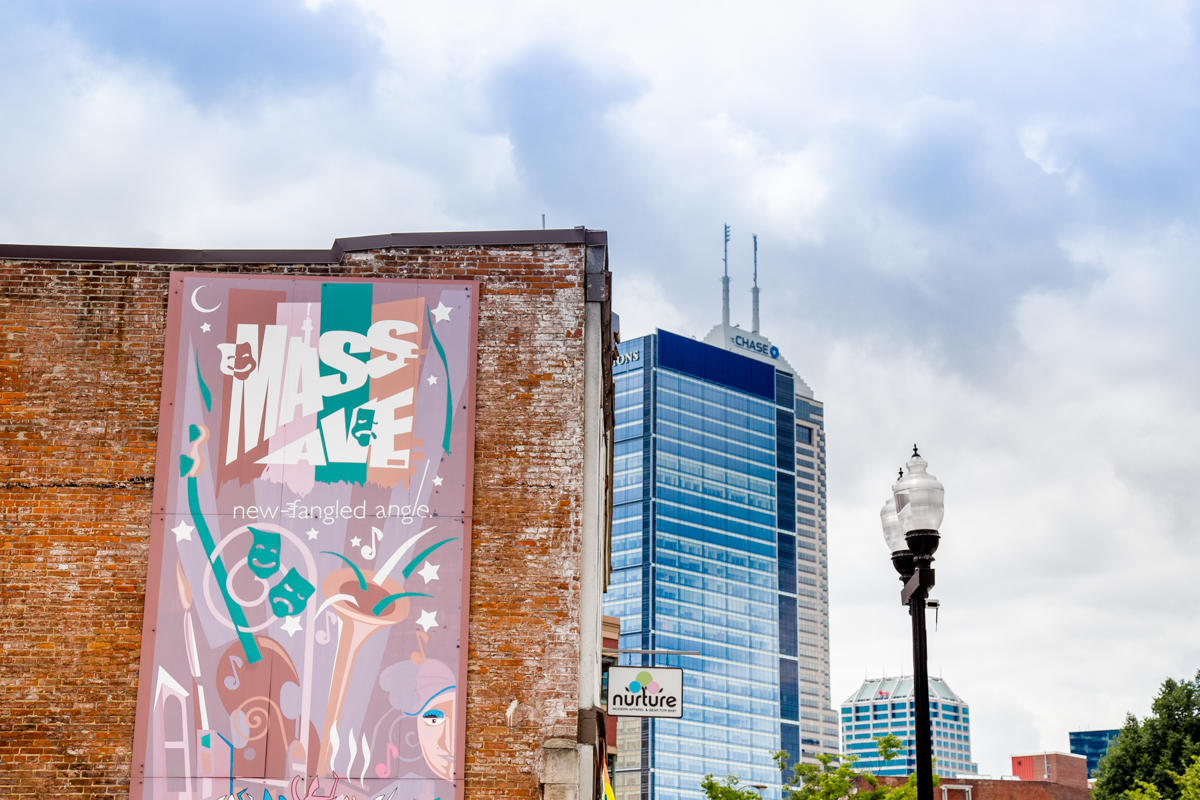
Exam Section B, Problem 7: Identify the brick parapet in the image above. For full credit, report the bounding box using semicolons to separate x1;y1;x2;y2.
870;775;1092;800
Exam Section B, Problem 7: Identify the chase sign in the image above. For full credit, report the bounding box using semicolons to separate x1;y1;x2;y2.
731;334;779;360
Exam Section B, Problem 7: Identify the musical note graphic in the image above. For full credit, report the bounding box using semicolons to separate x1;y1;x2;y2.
373;743;400;779
224;655;244;690
314;611;337;646
411;630;429;665
361;527;383;560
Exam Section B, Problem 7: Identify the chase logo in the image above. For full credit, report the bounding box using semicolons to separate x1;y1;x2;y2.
731;334;779;360
608;666;683;718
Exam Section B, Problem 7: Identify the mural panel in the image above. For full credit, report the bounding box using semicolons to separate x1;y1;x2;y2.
132;274;478;800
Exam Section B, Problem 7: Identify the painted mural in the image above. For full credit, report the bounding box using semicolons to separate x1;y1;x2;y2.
132;274;478;800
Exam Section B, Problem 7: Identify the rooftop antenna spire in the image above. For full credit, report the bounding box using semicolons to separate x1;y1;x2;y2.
722;224;731;327
751;234;760;334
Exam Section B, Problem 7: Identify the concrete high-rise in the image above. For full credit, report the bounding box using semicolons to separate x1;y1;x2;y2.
604;303;836;798
840;676;979;778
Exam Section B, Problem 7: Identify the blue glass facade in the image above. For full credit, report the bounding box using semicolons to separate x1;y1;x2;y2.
606;330;834;800
1068;729;1119;777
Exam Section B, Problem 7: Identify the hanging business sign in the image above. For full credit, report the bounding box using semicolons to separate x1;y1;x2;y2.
131;273;478;800
607;667;684;718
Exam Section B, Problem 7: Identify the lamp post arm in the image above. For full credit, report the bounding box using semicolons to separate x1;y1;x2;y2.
900;565;935;606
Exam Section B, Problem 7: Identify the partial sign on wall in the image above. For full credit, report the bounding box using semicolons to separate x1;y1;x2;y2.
131;274;478;800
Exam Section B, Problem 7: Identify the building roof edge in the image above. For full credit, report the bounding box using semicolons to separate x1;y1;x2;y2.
700;323;816;398
0;227;606;264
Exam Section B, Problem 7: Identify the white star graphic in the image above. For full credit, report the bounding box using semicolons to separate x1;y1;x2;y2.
171;521;194;542
280;616;303;637
350;536;362;548
305;528;319;541
426;375;438;386
417;561;440;584
432;475;444;487
200;322;211;333
430;301;453;323
416;609;438;632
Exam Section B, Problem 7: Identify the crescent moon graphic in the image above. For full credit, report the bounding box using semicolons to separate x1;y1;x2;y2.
190;285;222;314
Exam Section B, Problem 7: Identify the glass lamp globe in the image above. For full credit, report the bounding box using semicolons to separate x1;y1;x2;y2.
893;447;944;555
880;496;907;554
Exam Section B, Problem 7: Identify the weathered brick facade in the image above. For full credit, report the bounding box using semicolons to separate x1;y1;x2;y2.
0;230;614;799
1011;753;1089;791
873;775;1092;800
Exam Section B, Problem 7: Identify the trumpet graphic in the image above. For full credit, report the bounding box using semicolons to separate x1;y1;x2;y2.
317;567;414;774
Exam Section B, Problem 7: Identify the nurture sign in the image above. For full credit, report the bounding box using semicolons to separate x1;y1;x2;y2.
131;274;478;800
607;667;684;718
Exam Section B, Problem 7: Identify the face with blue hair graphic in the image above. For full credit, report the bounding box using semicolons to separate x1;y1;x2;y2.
379;657;457;780
414;683;455;779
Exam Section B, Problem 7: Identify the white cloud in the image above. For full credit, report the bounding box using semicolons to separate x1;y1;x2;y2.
0;10;525;248
611;272;694;342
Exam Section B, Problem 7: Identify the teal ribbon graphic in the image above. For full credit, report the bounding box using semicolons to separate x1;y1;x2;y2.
426;305;454;453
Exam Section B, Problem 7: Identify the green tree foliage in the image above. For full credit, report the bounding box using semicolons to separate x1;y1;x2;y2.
876;734;903;764
702;735;933;800
700;774;771;800
1123;756;1200;800
776;751;870;800
1094;671;1200;800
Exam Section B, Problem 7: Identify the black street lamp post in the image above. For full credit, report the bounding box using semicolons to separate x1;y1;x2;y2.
880;446;945;800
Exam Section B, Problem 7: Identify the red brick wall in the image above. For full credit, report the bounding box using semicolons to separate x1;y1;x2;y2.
941;778;1090;800
1011;754;1089;790
0;242;606;799
873;776;1091;800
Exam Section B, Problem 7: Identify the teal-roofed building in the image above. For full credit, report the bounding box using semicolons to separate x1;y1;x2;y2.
840;676;978;778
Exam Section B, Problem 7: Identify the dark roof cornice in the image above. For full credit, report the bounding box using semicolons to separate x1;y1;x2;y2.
0;227;606;264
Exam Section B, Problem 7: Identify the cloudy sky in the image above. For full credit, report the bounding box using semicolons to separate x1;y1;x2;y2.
4;0;1200;777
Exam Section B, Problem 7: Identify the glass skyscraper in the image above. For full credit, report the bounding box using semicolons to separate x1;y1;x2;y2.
604;325;835;800
1068;729;1120;777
